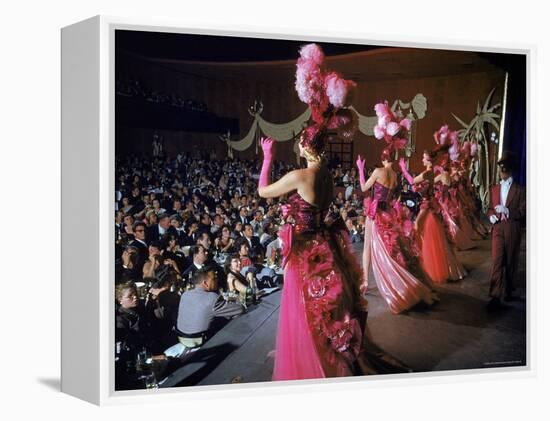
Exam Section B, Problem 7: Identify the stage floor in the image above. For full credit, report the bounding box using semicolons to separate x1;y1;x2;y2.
160;233;527;388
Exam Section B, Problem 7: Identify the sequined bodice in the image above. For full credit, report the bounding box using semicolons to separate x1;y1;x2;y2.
417;179;434;199
373;182;395;204
285;193;328;233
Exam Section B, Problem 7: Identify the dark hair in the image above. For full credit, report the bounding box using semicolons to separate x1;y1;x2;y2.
123;246;139;268
197;231;210;243
132;221;146;231
190;244;205;257
161;233;177;249
149;240;161;250
262;218;274;234
234;237;249;253
220;224;231;233
381;147;394;163
300;124;328;156
224;254;241;274
423;149;437;162
193;268;214;286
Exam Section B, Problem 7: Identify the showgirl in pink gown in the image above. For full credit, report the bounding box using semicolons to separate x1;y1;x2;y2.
356;108;436;314
434;164;476;251
262;139;408;381
362;182;436;313
400;150;467;284
258;44;409;381
451;155;489;240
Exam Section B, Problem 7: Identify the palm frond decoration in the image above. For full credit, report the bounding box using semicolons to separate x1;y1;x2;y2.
452;88;502;212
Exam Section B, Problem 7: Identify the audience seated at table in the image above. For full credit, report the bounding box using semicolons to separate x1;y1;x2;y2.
176;269;245;348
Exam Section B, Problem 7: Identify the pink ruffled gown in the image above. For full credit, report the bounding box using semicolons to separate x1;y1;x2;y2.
435;182;476;251
454;178;489;239
417;181;467;283
363;183;435;314
273;193;409;381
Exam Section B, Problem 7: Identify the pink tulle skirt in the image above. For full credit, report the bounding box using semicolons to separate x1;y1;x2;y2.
419;211;451;284
272;259;326;381
273;226;410;380
440;207;476;251
419;210;467;283
364;219;434;314
456;188;488;239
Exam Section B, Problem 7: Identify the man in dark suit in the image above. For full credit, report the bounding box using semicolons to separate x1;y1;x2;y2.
242;223;263;260
170;214;189;246
129;221;148;272
146;212;176;243
238;206;250;225
184;219;200;246
486;151;526;310
182;245;209;285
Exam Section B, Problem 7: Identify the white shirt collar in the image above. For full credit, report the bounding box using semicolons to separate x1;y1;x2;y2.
500;177;513;186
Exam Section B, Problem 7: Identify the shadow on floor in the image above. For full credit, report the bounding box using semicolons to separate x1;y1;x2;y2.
37;377;60;392
169;342;239;387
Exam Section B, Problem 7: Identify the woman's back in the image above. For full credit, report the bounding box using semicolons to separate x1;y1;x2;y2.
376;166;398;190
296;164;334;209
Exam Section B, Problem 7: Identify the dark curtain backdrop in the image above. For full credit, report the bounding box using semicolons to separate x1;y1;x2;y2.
501;55;527;186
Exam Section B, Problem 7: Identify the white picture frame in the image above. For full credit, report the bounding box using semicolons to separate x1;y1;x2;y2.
61;15;533;406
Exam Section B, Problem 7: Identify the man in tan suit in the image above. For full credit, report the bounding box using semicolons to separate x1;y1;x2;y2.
486;151;526;311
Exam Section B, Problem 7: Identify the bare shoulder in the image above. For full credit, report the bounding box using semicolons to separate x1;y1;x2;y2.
285;168;305;178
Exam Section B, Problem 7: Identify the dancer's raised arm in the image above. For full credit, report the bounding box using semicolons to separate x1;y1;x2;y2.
258;137;301;198
356;155;379;192
399;158;425;186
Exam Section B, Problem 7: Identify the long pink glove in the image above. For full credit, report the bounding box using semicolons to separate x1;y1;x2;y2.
399;158;415;186
259;137;274;188
356;155;366;188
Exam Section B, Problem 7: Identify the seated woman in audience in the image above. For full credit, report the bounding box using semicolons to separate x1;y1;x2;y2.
115;281;152;354
145;209;158;227
232;221;244;239
143;254;164;279
121;213;135;240
235;238;253;268
224;255;254;296
230;191;241;210
119;196;134;215
214;224;235;254
161;233;187;273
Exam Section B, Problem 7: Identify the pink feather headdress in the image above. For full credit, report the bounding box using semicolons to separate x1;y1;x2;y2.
434;124;471;167
372;100;411;157
295;43;357;151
